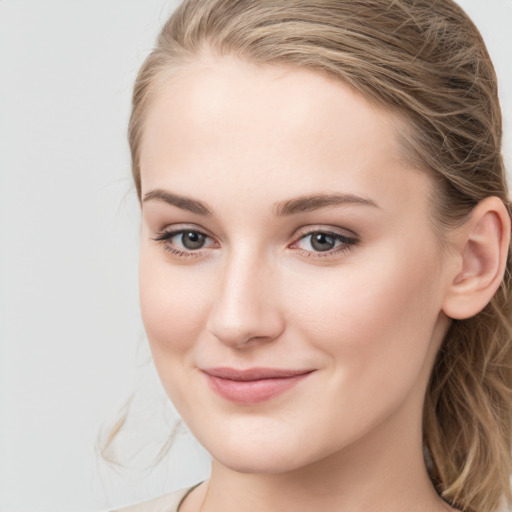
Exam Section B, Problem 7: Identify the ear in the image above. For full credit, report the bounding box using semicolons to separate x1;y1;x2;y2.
442;196;511;320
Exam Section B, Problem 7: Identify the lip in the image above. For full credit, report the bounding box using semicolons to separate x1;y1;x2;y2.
202;367;315;404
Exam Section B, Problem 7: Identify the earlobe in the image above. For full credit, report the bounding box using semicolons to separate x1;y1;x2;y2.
442;196;511;320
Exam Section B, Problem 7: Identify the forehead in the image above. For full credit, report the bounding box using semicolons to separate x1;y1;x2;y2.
139;56;430;211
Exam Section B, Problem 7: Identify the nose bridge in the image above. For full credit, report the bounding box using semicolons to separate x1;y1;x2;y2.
206;245;283;347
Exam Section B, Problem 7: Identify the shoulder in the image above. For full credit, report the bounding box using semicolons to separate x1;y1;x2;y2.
111;485;199;512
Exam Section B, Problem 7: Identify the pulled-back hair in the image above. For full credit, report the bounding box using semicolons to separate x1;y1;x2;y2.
128;1;512;510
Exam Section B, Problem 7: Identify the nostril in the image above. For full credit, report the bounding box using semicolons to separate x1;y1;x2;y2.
206;310;285;348
206;261;285;347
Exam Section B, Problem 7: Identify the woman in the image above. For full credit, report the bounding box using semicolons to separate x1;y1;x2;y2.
113;0;512;511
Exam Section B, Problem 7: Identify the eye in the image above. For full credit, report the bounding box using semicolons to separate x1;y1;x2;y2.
152;227;217;257
292;229;357;256
175;230;207;250
307;232;338;252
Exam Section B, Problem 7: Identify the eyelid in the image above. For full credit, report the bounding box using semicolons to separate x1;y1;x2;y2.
151;223;358;260
292;224;358;241
152;224;219;258
289;225;359;257
153;229;216;246
153;223;217;241
153;227;211;241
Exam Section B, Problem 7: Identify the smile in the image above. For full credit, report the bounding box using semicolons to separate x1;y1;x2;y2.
201;367;315;404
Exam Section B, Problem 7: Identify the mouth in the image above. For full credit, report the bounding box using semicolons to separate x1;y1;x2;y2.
201;367;315;404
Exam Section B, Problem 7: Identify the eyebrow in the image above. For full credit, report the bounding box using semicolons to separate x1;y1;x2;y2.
143;189;379;217
274;193;379;216
143;189;212;216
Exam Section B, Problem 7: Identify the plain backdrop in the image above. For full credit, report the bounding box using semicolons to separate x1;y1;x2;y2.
0;1;511;511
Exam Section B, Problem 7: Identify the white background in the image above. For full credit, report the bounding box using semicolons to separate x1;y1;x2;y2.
0;1;511;511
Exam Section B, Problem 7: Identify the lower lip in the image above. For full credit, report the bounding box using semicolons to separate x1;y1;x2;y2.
205;373;312;404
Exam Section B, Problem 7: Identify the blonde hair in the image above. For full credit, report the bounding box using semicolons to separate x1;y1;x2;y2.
127;1;512;510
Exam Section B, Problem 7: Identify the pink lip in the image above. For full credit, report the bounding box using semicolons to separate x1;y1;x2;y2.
202;367;315;404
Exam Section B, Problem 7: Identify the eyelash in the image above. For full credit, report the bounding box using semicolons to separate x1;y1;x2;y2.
152;227;358;259
152;228;214;259
291;230;358;258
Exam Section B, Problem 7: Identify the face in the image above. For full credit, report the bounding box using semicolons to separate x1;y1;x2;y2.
138;56;453;474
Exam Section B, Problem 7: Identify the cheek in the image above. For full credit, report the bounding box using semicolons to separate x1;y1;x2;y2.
139;248;211;356
287;243;443;381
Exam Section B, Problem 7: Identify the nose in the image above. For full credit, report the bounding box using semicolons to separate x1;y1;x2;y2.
206;250;285;349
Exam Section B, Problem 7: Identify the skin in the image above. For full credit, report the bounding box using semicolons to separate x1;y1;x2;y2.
138;55;458;512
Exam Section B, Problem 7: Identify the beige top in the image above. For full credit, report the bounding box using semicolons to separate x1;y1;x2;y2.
112;485;198;512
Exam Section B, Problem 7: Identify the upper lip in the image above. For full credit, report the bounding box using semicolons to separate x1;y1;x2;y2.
202;367;315;381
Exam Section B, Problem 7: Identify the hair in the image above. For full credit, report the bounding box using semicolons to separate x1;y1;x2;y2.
126;1;512;511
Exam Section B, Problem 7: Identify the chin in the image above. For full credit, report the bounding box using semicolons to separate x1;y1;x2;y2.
211;445;311;475
196;419;330;475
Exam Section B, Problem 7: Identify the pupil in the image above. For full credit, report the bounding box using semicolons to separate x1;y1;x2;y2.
311;233;335;252
182;231;205;250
